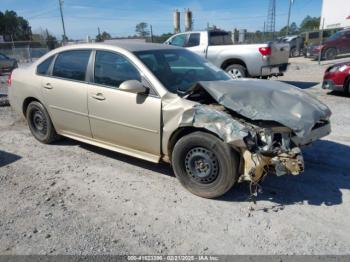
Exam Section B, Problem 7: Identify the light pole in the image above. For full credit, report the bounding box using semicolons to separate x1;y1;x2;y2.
286;0;293;36
58;0;67;42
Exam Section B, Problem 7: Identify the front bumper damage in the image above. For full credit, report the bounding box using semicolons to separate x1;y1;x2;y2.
161;79;331;187
240;148;304;184
176;104;329;183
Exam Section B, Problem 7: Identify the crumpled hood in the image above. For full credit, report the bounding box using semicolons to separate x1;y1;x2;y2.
194;79;331;137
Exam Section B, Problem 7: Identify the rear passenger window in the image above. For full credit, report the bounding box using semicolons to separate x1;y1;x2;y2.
187;33;200;47
94;51;141;88
37;56;54;75
52;50;91;81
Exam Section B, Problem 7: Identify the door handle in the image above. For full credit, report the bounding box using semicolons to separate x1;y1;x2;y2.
92;93;106;101
43;83;53;89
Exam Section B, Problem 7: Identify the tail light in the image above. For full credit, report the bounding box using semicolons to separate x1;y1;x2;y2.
7;71;12;86
259;47;271;56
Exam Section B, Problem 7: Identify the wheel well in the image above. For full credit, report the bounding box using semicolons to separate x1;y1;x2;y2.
221;58;247;71
167;127;217;161
22;97;40;117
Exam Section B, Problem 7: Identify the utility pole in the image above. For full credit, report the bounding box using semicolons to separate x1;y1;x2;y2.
150;25;153;43
58;0;67;42
286;0;293;36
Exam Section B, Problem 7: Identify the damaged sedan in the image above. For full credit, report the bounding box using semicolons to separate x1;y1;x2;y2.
8;43;331;198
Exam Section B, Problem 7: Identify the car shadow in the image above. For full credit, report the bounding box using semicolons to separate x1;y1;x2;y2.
220;140;350;206
53;137;350;206
0;150;21;167
78;142;174;177
327;90;348;97
281;81;319;89
0;94;9;107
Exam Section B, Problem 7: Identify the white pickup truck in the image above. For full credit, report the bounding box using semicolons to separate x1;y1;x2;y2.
165;30;290;79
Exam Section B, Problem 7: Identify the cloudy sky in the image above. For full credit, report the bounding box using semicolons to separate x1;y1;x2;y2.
2;0;322;39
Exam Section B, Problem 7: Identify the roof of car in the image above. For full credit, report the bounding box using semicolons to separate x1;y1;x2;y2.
58;41;181;53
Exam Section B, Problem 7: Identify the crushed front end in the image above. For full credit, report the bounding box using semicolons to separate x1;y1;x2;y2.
179;79;332;185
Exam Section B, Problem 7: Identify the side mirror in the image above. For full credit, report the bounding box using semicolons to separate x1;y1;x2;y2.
119;80;147;94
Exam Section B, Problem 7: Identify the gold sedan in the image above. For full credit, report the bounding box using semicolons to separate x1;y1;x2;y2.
8;42;331;198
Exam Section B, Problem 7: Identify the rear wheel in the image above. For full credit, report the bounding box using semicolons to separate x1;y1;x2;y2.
324;48;337;60
290;48;299;57
172;131;239;198
26;101;58;144
225;64;247;79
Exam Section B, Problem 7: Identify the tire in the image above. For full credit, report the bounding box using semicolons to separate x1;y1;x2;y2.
225;64;247;79
26;101;58;144
172;131;239;198
323;48;337;60
345;78;350;97
290;48;299;57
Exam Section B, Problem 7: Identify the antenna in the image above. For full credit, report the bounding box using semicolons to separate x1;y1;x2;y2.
266;0;276;40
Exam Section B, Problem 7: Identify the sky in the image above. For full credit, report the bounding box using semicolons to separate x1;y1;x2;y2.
1;0;322;40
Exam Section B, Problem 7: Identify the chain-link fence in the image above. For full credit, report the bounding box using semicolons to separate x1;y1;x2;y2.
0;46;48;63
0;41;49;63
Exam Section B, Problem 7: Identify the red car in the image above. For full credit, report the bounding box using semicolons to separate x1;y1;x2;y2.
322;61;350;96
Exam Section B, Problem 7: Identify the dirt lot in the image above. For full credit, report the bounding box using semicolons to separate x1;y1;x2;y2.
0;57;350;255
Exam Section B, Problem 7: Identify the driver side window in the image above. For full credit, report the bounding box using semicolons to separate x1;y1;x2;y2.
94;51;141;88
170;34;187;47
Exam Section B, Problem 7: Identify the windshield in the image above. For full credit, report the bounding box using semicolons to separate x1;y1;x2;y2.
328;31;342;41
134;49;231;93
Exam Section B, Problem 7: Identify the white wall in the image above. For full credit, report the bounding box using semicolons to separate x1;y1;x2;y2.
320;0;350;29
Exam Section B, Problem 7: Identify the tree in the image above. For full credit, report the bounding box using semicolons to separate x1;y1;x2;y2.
96;31;112;42
279;22;299;36
0;10;32;41
135;22;149;38
46;32;58;50
299;16;320;32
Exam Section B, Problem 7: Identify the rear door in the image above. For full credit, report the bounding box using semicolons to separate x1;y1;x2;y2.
41;50;92;138
87;50;161;157
341;31;350;54
186;33;207;59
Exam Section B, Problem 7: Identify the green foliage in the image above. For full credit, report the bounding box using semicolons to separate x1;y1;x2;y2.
279;22;299;36
299;16;320;32
46;32;58;50
96;31;112;42
148;33;173;43
135;22;150;38
0;10;32;41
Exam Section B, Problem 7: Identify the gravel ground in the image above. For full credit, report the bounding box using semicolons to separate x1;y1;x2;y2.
0;57;350;255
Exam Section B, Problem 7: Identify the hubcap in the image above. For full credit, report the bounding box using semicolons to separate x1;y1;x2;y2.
185;147;219;184
31;110;47;135
227;68;243;79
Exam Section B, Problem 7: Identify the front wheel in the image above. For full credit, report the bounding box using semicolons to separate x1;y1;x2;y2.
26;101;58;144
172;132;239;198
225;64;247;79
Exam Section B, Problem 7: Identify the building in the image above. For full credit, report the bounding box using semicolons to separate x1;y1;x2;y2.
320;0;350;29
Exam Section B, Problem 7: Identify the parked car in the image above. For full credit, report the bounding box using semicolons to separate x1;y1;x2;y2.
277;35;304;57
0;53;17;74
8;43;331;198
306;29;350;60
322;61;350;96
164;30;290;79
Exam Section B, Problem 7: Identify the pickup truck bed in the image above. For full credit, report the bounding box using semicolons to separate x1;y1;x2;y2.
165;31;290;78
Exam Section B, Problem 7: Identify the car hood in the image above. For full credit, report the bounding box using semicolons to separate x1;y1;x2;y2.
190;79;331;137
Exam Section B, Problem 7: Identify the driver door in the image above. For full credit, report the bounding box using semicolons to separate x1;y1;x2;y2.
87;50;161;158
